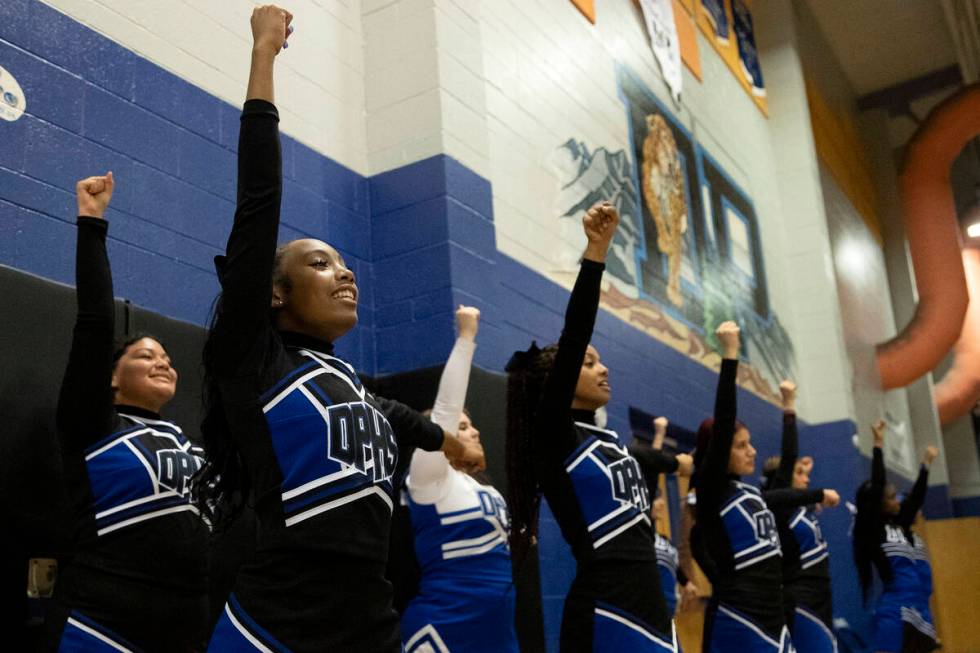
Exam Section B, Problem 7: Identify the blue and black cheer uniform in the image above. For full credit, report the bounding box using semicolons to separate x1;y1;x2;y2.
696;358;792;653
536;259;677;652
46;217;209;652
866;448;937;653
204;100;446;653
627;436;687;620
764;412;833;653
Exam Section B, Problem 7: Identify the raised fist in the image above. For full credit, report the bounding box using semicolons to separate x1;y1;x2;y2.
675;453;694;477
715;321;740;359
456;305;480;341
779;380;797;410
442;431;486;474
872;419;886;448
821;488;840;508
76;172;115;219
251;5;293;54
582;201;620;261
652;416;668;450
923;445;939;466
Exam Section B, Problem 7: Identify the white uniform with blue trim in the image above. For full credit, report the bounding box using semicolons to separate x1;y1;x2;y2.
401;336;518;653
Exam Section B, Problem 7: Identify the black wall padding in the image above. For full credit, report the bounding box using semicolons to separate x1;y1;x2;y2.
368;365;547;653
0;265;210;559
0;264;220;640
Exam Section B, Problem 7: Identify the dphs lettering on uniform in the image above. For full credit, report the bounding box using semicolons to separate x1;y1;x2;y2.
326;401;397;482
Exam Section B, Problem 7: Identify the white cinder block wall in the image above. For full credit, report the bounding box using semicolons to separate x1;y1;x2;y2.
477;0;855;425
44;0;370;174
37;0;869;428
362;0;489;177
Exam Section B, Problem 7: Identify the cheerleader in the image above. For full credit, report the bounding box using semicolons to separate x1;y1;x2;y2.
853;420;938;653
761;381;840;653
694;322;793;652
506;202;678;652
401;305;518;652
47;173;209;652
645;417;697;622
196;8;483;651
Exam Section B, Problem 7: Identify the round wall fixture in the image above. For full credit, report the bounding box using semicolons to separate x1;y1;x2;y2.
0;64;26;122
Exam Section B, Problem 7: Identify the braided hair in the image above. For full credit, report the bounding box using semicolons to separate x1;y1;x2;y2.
853;480;890;601
504;342;558;566
193;245;290;531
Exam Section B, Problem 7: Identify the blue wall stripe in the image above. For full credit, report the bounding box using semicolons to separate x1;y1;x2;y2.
952;495;980;517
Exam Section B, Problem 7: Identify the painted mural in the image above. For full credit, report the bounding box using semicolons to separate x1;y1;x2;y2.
551;67;793;401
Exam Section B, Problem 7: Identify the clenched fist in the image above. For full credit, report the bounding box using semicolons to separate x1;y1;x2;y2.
872;419;886;449
582;201;620;263
251;5;293;54
716;321;740;360
821;488;840;508
456;305;480;341
76;172;115;219
779;380;797;411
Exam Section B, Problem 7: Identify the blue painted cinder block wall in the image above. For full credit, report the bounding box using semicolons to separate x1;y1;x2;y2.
0;3;956;651
0;0;376;368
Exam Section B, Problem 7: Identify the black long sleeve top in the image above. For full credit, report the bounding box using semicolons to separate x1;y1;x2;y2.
694;358;786;637
211;100;443;652
764;412;831;618
53;217;208;650
532;258;672;634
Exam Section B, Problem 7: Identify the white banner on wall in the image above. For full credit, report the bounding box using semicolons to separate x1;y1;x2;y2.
639;0;683;103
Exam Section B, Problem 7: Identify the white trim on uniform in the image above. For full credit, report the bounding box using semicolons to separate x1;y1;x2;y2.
298;350;366;400
118;413;184;435
733;547;781;571
262;368;330;413
224;604;276;653
123;439;160;494
443;534;507;560
593;607;676;650
588;503;632;533
566;441;603;472
593;513;646;549
404;624;451;653
794;606;837;653
284;485;393;527
439;508;484;525
95;489;180;519
442;529;501;552
717;604;780;649
96;504;200;537
84;428;152;460
65;617;135;653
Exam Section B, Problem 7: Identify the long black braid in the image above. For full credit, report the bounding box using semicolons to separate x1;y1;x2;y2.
853;480;890;602
192;245;290;531
504;342;558;566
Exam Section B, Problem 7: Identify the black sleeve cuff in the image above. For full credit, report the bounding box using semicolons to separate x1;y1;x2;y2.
77;216;108;234
242;99;280;120
580;258;606;272
418;419;445;452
